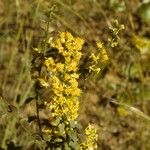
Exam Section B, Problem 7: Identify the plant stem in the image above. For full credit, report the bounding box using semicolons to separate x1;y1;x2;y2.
35;92;43;140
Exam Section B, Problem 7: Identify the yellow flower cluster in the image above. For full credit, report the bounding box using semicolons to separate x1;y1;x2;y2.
97;42;109;62
44;32;84;121
31;31;100;149
89;42;109;74
81;124;98;150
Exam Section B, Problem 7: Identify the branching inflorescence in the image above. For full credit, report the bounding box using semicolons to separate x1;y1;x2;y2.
31;31;109;149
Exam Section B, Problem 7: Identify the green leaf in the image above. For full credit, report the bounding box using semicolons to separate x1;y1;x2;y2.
67;130;78;143
54;138;63;142
64;143;71;150
58;123;65;136
69;141;79;149
55;148;62;150
50;118;61;126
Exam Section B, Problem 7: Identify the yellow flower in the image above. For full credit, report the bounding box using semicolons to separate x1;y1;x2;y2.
38;78;49;88
89;41;108;74
97;42;109;62
80;124;98;150
55;63;65;72
66;32;74;42
101;48;109;62
66;60;78;72
42;128;52;134
75;37;85;51
44;57;55;68
89;66;101;74
90;53;99;63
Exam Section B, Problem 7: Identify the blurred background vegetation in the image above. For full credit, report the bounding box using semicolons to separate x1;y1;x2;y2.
0;0;150;149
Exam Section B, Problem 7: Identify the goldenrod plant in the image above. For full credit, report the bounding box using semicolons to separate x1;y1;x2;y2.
30;31;109;149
